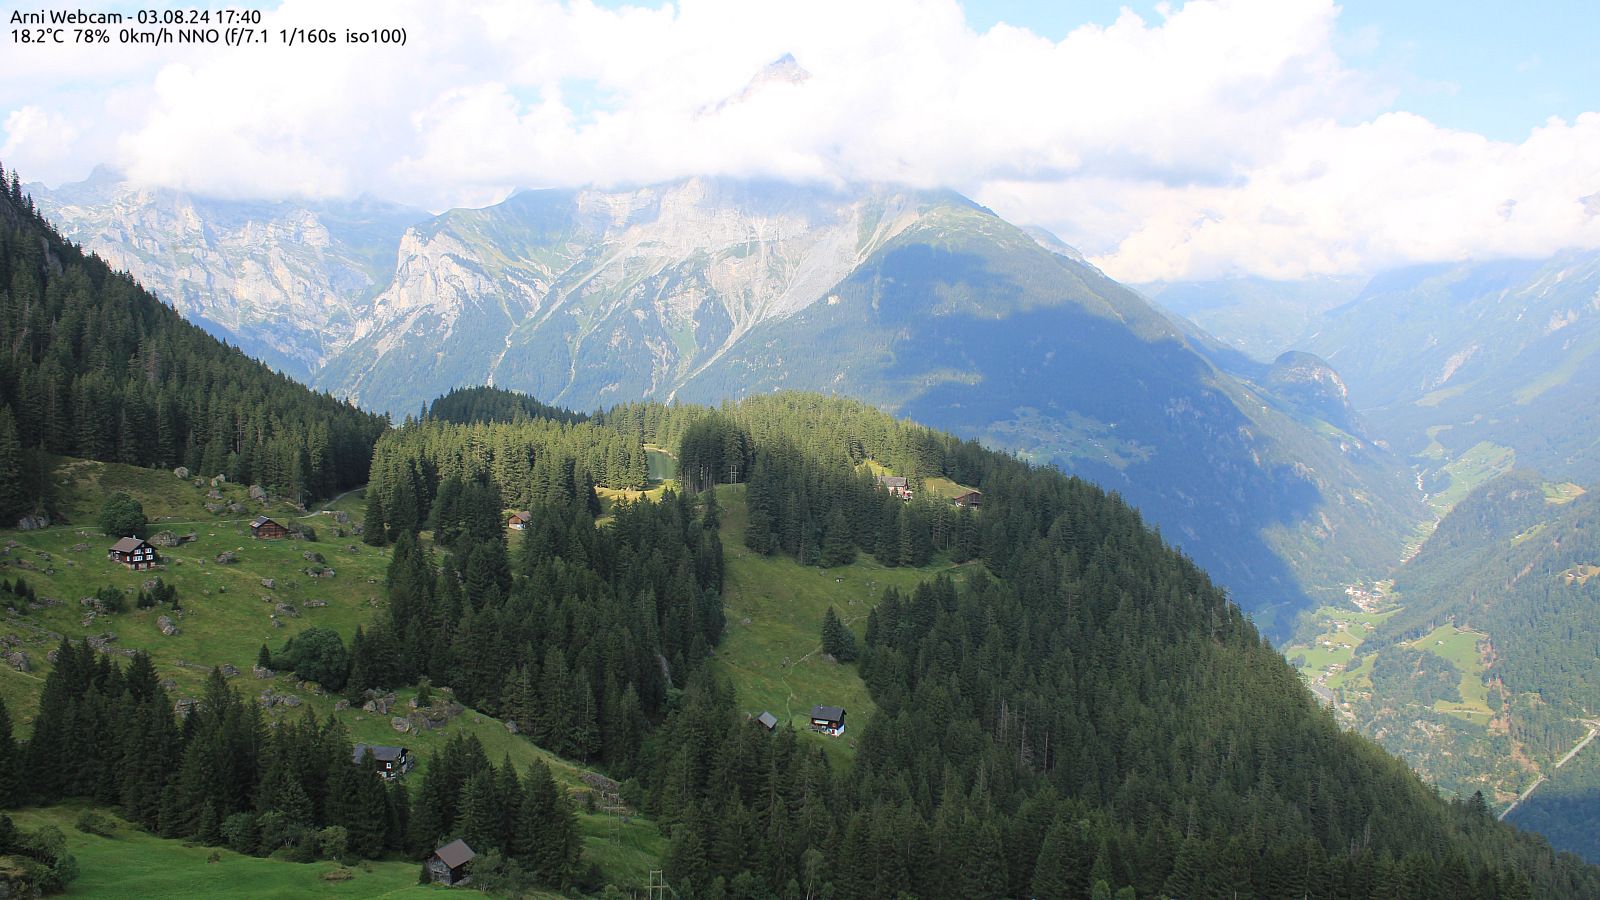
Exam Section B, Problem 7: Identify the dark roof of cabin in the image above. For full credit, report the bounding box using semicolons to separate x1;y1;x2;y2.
109;537;149;553
252;516;279;528
434;838;476;868
353;743;406;764
757;712;778;729
877;475;909;488
811;705;845;721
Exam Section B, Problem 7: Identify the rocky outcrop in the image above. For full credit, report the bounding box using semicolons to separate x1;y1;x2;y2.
317;177;925;413
34;172;420;379
1265;350;1363;435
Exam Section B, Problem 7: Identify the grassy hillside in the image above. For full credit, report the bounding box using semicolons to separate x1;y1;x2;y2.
2;448;996;890
0;459;668;892
9;805;439;899
0;461;385;730
710;483;982;765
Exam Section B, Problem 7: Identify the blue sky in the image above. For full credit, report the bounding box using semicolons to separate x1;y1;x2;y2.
971;1;1600;141
590;0;1599;142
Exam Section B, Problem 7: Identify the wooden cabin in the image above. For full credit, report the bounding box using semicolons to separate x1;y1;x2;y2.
428;839;476;886
108;537;159;571
756;711;779;731
876;475;913;500
952;490;983;508
809;705;846;736
250;516;290;540
507;511;532;531
352;743;414;780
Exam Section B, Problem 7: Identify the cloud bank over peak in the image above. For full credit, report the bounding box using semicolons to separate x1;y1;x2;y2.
3;0;1598;282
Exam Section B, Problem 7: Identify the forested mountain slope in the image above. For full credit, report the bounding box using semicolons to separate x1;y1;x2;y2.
1381;474;1600;773
1288;469;1600;858
365;389;1596;897
1138;275;1365;363
679;201;1420;630
0;164;389;523
1;385;1596;896
1300;251;1600;484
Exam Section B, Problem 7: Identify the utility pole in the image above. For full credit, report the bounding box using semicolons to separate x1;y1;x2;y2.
647;869;676;899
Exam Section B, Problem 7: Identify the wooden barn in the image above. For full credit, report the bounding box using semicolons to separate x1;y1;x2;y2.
507;511;532;530
352;743;414;780
952;490;983;508
810;705;846;736
250;516;290;540
108;537;159;571
428;839;476;886
756;711;779;731
876;475;913;500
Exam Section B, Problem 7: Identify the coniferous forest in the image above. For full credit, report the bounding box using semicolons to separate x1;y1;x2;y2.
0;165;1598;897
0;165;387;522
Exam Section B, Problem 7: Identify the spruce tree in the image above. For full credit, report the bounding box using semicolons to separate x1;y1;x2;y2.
388;476;420;540
820;606;857;662
456;768;499;854
0;407;26;523
0;697;16;807
331;752;389;859
362;489;389;546
820;506;855;567
1032;820;1074;900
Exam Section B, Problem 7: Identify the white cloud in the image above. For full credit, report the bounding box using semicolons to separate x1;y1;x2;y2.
1;105;81;166
2;0;1598;280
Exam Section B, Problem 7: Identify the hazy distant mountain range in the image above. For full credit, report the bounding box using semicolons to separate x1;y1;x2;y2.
32;172;1423;628
36;166;420;380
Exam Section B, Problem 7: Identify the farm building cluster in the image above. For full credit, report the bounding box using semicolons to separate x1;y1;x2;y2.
752;705;848;737
875;475;913;500
873;473;983;508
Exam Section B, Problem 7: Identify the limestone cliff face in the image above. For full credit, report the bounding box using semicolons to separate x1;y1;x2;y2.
1266;350;1362;434
322;177;930;412
35;168;419;379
